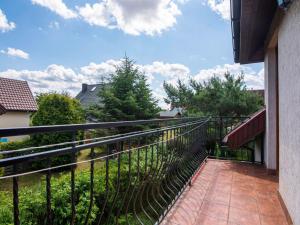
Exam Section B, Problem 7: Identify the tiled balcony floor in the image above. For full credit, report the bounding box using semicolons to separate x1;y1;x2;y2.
162;159;290;225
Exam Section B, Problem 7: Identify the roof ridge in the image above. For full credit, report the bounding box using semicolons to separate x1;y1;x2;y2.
0;77;27;82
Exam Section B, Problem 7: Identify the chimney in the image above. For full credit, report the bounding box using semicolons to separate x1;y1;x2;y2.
82;83;88;93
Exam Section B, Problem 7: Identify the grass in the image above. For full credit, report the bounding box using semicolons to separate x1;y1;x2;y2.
0;147;107;191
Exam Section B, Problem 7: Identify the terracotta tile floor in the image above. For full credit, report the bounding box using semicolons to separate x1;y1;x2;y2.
161;159;290;225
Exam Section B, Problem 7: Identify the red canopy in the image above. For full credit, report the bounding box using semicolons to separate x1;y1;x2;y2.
223;108;266;149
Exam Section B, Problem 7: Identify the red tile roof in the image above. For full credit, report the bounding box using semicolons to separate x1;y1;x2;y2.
0;77;38;115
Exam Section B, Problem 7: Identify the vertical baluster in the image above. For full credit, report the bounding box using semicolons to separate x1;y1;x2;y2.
114;141;122;224
145;139;148;174
98;144;110;225
215;119;217;141
219;117;223;146
13;164;19;225
133;138;143;224
128;140;131;180
70;132;76;225
106;141;122;224
83;147;94;225
123;139;132;224
137;138;140;180
46;158;52;225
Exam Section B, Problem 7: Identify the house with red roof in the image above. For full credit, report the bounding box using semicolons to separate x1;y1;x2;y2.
0;77;37;142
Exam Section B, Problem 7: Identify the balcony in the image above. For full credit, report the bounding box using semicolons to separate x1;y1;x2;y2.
0;117;290;225
161;159;288;225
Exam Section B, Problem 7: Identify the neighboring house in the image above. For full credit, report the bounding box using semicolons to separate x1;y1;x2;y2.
231;0;300;223
76;83;105;108
159;107;183;118
0;77;38;142
248;89;265;100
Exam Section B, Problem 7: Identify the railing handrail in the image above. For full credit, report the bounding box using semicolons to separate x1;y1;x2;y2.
0;119;208;167
0;120;209;179
0;120;204;155
0;117;202;137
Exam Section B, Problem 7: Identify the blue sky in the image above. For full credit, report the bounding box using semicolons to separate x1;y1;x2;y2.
0;0;263;108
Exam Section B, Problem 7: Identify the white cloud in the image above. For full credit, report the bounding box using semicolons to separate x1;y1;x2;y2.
194;63;264;89
80;60;121;77
152;88;169;109
30;0;182;35
49;21;60;29
0;9;16;32
141;61;191;85
77;0;181;36
1;47;30;59
31;0;77;19
203;0;230;20
79;60;190;85
0;65;83;96
141;61;190;78
0;60;264;109
176;0;190;4
77;2;112;27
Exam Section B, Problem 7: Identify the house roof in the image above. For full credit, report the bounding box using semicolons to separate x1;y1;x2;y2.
0;77;38;115
248;89;264;99
231;0;278;64
159;107;183;118
75;83;106;108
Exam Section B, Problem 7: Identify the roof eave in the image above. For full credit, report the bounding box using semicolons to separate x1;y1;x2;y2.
231;0;278;64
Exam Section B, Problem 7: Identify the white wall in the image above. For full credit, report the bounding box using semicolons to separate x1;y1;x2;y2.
264;48;278;170
254;135;262;163
278;1;300;224
0;111;31;142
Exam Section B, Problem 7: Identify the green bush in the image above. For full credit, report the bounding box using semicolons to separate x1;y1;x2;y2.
0;139;32;151
0;139;32;177
0;154;146;225
0;192;13;225
0;140;192;225
30;93;84;169
31;92;84;146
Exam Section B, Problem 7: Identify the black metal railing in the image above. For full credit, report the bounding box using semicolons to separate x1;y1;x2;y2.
0;116;256;225
206;116;256;162
0;118;209;225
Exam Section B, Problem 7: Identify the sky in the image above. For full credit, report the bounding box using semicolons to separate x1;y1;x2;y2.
0;0;264;109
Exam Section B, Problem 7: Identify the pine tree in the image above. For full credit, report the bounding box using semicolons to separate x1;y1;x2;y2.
86;56;160;122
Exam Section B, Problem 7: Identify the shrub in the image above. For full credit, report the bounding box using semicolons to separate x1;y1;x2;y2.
0;139;190;225
0;139;32;176
0;139;32;152
31;92;84;146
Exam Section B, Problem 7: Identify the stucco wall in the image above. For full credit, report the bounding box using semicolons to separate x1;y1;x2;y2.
254;136;262;163
264;48;278;170
0;111;31;142
278;2;300;224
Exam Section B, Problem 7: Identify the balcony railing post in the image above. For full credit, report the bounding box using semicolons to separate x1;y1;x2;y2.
70;131;76;225
219;117;223;145
46;158;52;225
13;165;20;225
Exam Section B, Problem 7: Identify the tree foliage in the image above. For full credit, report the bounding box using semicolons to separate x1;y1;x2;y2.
163;73;264;117
31;92;84;145
163;80;193;109
32;92;84;127
86;57;160;122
